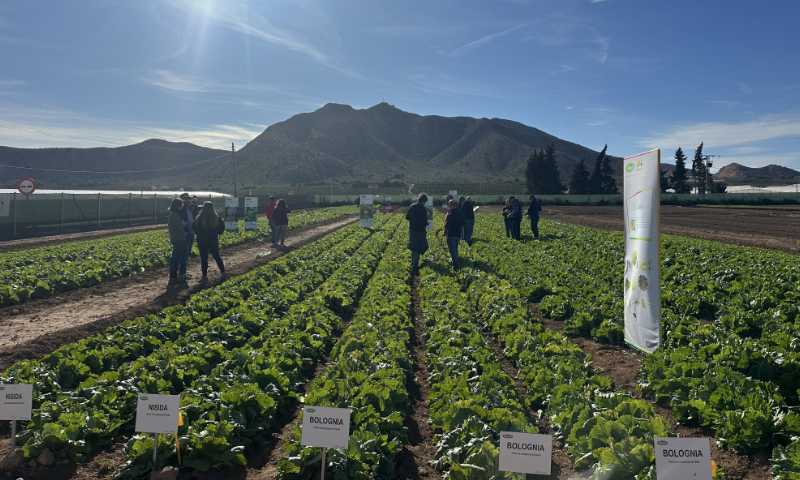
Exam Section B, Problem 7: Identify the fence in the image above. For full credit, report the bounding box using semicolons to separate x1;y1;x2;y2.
0;192;226;241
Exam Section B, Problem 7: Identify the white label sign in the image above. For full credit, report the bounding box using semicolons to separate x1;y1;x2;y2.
300;406;351;449
0;384;33;421
244;196;258;208
498;431;552;475
135;394;180;434
655;437;712;480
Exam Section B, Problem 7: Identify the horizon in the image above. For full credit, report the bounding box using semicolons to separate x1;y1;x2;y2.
1;0;799;170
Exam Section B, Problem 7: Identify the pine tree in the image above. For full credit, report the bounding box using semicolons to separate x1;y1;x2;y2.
525;150;542;194
671;147;689;193
542;144;564;194
526;145;563;194
568;159;591;194
659;166;670;192
692;142;707;194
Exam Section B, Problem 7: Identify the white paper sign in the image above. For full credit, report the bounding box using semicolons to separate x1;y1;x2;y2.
623;149;662;353
498;431;552;475
135;394;180;434
0;384;33;421
244;197;258;208
655;437;712;480
301;406;351;449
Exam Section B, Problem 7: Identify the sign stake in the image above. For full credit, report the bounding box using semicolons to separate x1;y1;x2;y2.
320;448;327;480
152;433;158;470
9;420;16;447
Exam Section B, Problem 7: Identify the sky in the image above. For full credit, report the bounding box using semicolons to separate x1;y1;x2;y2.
1;0;799;170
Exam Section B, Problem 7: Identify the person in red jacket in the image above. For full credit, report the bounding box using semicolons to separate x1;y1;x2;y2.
264;196;277;245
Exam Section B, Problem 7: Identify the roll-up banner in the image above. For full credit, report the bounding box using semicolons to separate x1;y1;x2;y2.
244;197;258;231
623;149;661;353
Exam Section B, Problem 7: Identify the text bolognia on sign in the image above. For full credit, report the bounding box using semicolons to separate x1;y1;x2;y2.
301;405;351;449
498;431;552;475
654;437;712;480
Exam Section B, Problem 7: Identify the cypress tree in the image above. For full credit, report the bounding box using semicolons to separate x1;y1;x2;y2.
589;144;616;193
692;142;707;194
525;149;542;194
671;147;689;193
569;159;591;194
659;166;670;192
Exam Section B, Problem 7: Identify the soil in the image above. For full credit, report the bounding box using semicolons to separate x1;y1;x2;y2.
393;276;439;480
538;315;773;480
0;224;164;252
0;217;356;371
545;205;800;254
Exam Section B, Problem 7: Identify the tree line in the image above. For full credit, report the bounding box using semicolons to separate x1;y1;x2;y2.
525;142;725;195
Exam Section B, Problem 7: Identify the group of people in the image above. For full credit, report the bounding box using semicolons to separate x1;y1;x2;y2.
405;193;477;272
167;193;226;286
263;196;290;247
502;195;541;240
405;193;543;274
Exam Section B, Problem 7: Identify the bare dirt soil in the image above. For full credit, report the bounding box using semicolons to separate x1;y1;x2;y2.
0;218;355;371
0;224;164;252
545;205;800;253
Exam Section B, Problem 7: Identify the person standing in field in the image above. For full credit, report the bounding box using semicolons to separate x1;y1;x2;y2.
510;196;523;240
168;198;189;286
444;199;464;269
264;196;277;246
502;198;512;238
461;196;476;246
526;194;542;239
272;199;290;247
193;201;226;282
179;193;195;276
405;193;429;275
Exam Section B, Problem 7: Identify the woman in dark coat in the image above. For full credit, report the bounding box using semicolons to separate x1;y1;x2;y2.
405;193;429;275
502;198;513;238
168;198;189;286
444;199;464;269
193;201;226;281
272;199;290;246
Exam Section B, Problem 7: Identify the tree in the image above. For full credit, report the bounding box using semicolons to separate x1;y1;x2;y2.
589;144;617;194
568;159;591;194
526;145;563;194
671;147;689;193
659;166;670;193
692;142;707;194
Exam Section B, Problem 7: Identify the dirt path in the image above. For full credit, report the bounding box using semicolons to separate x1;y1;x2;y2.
393;276;439;480
538;314;772;480
546;205;800;254
0;224;164;252
0;218;355;371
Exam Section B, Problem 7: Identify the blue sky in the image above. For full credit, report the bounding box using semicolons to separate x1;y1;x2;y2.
1;0;799;170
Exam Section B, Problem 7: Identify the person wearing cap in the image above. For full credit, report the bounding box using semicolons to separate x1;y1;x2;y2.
193;201;226;281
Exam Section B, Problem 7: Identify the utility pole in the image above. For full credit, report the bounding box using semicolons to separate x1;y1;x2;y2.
232;142;238;197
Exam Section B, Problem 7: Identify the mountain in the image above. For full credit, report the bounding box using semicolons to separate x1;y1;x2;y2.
226;102;621;186
715;163;800;186
0;139;228;189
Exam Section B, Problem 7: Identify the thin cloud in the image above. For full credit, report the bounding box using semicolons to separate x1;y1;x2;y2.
447;23;527;57
640;114;800;150
144;70;208;93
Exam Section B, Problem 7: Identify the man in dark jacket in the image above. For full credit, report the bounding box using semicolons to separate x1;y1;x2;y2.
460;196;476;245
406;193;429;275
510;196;523;240
444;199;464;269
526;194;542;239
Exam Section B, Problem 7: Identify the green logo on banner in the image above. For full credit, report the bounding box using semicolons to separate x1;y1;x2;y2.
626;162;635;173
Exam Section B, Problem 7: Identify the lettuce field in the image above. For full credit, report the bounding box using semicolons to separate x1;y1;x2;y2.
0;212;798;480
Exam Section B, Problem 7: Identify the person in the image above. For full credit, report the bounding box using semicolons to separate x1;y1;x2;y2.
510;196;523;240
526;194;542;239
272;199;289;246
167;198;189;286
264;196;277;246
502;198;512;238
461;196;475;245
179;193;195;274
405;193;429;275
444;199;464;269
193;201;226;281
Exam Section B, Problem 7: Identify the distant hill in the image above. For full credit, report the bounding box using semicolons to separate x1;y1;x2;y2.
0;139;228;189
715;162;800;186
225;102;621;186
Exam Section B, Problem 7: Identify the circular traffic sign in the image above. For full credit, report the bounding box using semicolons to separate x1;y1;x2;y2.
17;177;36;195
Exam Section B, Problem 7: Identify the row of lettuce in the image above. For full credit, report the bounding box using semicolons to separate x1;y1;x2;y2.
1;215;393;478
0;206;356;307
473;216;800;477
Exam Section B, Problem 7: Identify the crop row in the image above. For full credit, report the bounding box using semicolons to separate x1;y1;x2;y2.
416;233;532;478
1;216;381;468
0;206;356;307
278;227;414;479
117;216;402;478
472;216;800;473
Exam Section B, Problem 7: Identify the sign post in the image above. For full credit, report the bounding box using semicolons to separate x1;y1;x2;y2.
623;149;662;353
135;394;180;471
0;384;33;447
300;406;351;480
654;437;712;480
359;194;374;228
498;431;552;476
244;197;258;231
